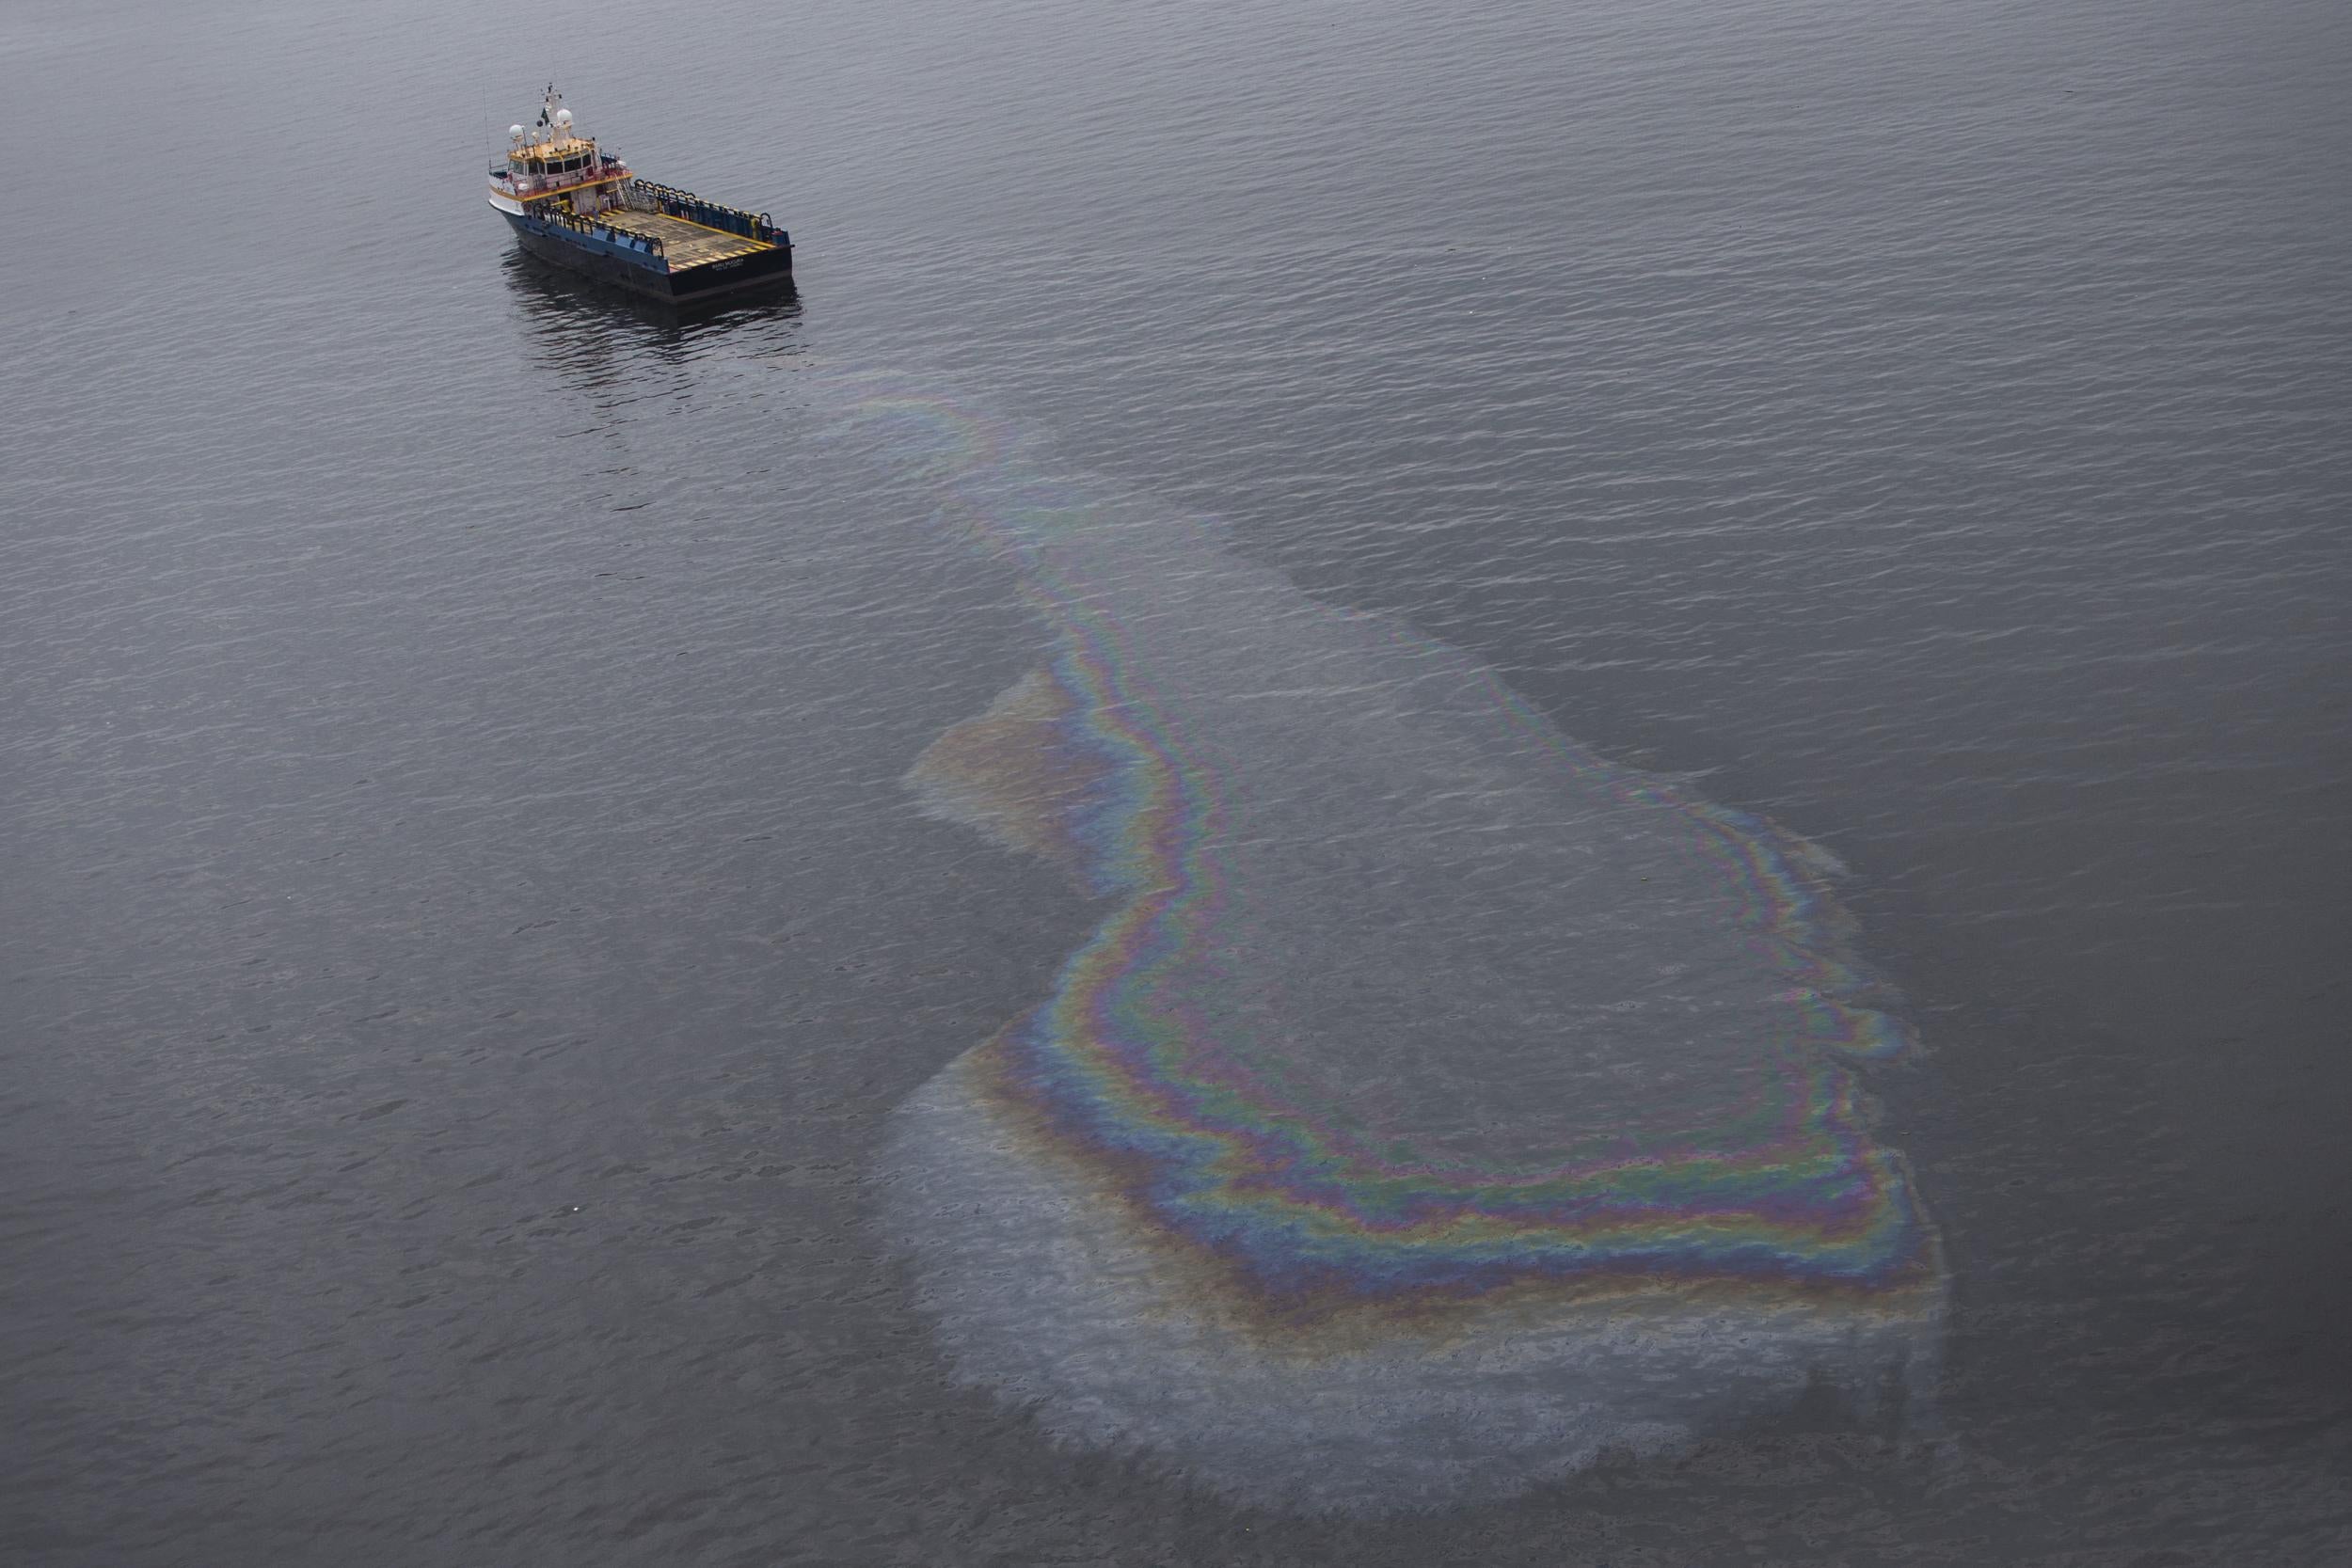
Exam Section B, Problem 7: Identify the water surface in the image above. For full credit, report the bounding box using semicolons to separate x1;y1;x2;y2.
4;0;2348;1561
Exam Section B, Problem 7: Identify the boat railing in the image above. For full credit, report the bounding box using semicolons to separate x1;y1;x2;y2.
630;181;789;247
494;156;631;200
536;205;667;261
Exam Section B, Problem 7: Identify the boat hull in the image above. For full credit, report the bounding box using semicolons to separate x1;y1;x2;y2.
501;211;793;304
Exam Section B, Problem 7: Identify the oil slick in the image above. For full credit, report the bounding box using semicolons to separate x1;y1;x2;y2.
839;381;1947;1514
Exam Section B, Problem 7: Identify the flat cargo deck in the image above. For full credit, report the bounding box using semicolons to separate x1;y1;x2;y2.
598;208;775;271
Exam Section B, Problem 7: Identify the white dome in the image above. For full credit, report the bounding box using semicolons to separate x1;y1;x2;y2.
508;124;524;137
553;108;573;128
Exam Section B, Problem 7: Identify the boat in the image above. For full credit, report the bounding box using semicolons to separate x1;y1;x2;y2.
486;87;793;303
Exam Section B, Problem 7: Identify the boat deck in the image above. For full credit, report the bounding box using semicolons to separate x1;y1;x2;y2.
597;208;774;270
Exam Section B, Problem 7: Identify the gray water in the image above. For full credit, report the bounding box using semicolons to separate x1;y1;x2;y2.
5;0;2350;1561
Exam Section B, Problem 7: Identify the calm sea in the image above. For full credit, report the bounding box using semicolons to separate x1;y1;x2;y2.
5;1;2348;1562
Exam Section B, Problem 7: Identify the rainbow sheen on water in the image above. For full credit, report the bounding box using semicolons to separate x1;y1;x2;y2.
841;380;1947;1512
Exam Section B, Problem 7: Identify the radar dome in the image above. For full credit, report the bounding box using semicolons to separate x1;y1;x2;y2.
554;108;573;128
509;124;524;137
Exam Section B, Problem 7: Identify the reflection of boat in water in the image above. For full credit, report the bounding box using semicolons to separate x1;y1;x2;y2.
486;86;794;305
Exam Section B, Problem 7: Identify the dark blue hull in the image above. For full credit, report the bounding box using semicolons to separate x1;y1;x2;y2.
502;211;793;303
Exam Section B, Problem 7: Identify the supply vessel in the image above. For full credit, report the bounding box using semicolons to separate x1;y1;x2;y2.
487;87;792;303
